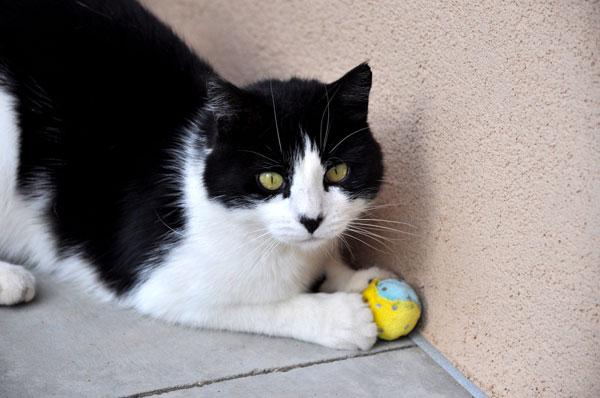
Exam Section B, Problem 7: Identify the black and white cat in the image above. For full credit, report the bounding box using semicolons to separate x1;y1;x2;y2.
0;0;394;350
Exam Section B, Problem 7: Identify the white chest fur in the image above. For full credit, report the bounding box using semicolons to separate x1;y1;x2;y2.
127;146;331;319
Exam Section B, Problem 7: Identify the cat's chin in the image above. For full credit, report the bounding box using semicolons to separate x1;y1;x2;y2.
287;236;332;251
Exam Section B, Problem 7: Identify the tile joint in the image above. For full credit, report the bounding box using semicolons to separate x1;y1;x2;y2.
410;332;488;398
121;343;418;398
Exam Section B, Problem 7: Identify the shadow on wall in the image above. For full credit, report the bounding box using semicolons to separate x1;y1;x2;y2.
351;99;436;331
140;0;436;328
148;0;438;316
196;18;439;309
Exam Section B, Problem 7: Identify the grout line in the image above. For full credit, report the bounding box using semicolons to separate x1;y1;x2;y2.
120;343;417;398
410;332;488;398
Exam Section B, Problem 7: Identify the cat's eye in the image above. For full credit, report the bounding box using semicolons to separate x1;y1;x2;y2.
325;162;348;183
258;172;284;191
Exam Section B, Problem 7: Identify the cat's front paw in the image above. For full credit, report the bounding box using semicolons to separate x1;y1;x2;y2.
309;292;377;350
343;266;398;293
0;264;36;305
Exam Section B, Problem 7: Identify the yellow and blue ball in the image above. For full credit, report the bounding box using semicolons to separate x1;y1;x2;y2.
362;278;421;340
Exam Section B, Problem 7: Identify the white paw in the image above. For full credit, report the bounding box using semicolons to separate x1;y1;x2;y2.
0;263;36;305
343;266;398;293
308;292;377;350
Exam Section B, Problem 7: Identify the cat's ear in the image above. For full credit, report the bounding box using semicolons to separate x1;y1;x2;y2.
327;63;372;121
205;76;257;143
206;76;248;121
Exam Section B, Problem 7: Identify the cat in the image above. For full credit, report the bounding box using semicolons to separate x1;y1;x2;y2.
0;0;394;350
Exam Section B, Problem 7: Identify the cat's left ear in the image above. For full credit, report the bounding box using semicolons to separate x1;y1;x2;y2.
327;63;372;121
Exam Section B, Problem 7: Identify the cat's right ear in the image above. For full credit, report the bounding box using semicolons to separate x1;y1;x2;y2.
205;76;256;143
206;76;247;121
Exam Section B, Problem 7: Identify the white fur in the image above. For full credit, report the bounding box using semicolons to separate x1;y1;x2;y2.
0;261;36;305
128;134;386;349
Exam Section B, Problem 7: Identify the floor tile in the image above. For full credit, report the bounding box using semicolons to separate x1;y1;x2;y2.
160;347;471;398
1;277;413;398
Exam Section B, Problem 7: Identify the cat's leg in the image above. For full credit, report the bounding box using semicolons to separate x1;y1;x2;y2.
0;261;36;305
176;292;378;350
319;256;397;294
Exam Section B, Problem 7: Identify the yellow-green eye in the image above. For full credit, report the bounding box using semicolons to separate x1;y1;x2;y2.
258;172;284;191
325;162;348;183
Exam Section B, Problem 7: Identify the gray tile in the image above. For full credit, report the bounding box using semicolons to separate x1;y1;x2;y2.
160;347;472;398
0;277;412;398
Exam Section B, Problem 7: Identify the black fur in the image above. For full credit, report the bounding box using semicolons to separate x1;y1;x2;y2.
203;65;383;207
0;0;383;295
0;0;207;293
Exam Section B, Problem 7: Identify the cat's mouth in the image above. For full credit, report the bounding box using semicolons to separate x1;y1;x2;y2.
292;235;329;248
300;236;322;243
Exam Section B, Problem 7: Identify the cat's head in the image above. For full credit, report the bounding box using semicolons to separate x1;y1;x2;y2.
202;63;383;249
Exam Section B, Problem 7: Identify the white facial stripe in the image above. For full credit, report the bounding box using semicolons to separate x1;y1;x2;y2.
253;134;368;248
290;139;325;220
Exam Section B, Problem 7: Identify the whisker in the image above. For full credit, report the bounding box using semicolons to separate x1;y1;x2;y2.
362;202;411;210
155;210;184;236
269;80;283;154
329;127;370;154
378;178;402;185
346;230;409;246
75;0;112;19
255;240;271;266
324;87;331;150
236;150;279;165
209;228;271;253
319;86;329;149
244;238;274;275
235;231;272;251
243;226;271;236
319;84;343;151
338;235;355;260
320;244;337;264
351;228;418;241
327;156;345;165
259;239;280;267
323;120;332;153
351;221;421;236
341;232;391;256
357;218;418;229
342;230;406;266
346;226;409;244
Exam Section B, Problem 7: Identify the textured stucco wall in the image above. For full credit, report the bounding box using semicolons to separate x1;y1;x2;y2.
141;1;600;396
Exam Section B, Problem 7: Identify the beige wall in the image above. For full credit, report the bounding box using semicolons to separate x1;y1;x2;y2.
141;1;600;396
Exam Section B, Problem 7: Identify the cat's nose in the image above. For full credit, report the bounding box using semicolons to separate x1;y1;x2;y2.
299;215;323;234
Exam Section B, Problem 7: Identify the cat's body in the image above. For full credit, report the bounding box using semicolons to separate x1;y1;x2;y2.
0;0;390;350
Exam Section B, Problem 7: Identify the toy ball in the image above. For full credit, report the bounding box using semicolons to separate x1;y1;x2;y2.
362;278;421;340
